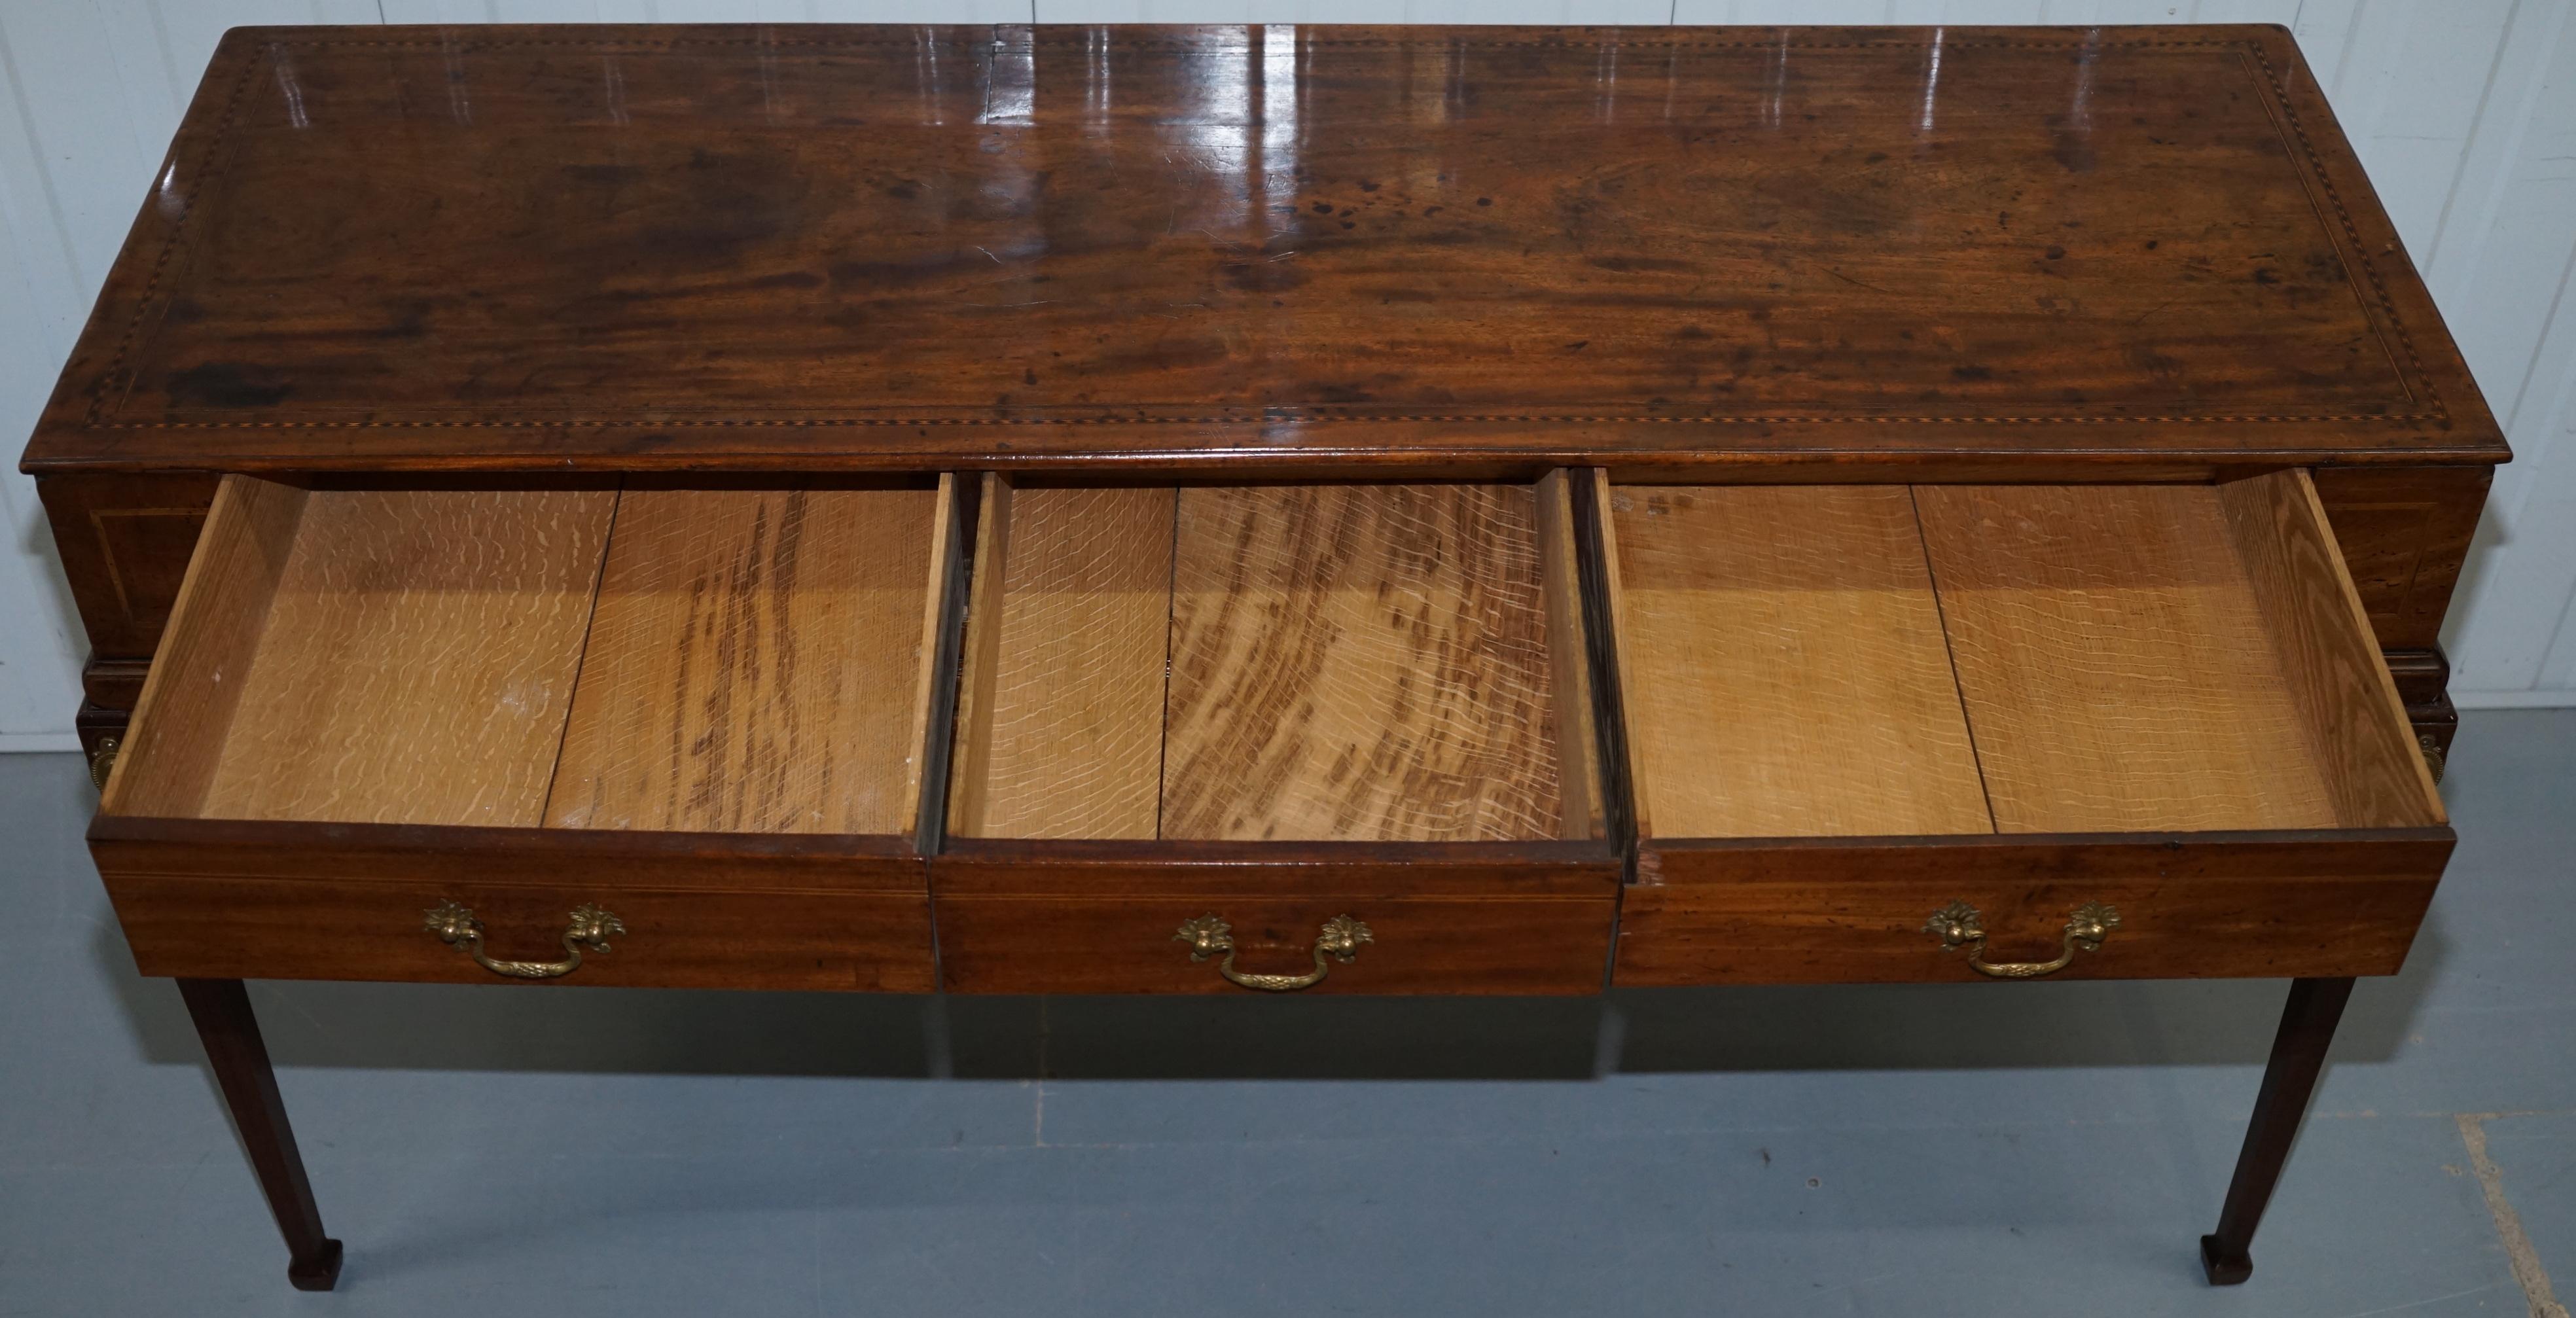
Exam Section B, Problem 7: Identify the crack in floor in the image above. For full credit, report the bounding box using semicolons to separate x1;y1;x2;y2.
2458;1113;2570;1318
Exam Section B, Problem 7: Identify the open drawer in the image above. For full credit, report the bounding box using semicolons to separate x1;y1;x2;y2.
1598;471;2452;985
90;475;962;991
932;474;1622;993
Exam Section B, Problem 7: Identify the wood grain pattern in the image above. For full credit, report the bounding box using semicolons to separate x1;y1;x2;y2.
186;488;614;826
1535;471;1606;842
948;481;1176;840
92;815;928;892
1615;831;2451;985
2309;465;2492;652
92;818;933;989
933;838;1619;899
937;895;1613;995
1162;484;1565;842
23;26;2505;475
35;473;222;665
1607;484;1993;840
904;474;965;851
114;877;933;991
944;475;1014;838
545;486;942;835
1586;469;1649;844
1916;484;2341;834
2216;472;2444;828
105;476;307;819
933;838;1620;994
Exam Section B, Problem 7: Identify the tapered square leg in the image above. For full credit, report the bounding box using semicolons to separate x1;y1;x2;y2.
2200;976;2354;1285
176;978;344;1291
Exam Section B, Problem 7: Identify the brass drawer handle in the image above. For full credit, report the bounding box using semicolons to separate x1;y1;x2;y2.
424;901;624;980
1923;900;2120;979
1174;914;1372;991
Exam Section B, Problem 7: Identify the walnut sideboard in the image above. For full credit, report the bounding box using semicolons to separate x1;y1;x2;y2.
24;22;2502;1292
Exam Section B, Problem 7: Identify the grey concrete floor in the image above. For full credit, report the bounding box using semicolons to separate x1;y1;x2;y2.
2;710;2571;1316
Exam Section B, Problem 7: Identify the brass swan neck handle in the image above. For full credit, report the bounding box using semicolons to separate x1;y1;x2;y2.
1923;900;2120;979
1175;914;1372;991
425;901;624;980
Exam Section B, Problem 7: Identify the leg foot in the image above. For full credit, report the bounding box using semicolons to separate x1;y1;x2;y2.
2198;1234;2252;1285
289;1238;345;1291
2200;976;2353;1286
177;979;344;1292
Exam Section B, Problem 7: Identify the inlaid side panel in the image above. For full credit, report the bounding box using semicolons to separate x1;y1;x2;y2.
1161;484;1561;843
949;482;1176;840
1915;485;2338;834
545;487;942;836
35;473;223;666
195;489;615;827
2308;465;2490;652
1607;484;1992;839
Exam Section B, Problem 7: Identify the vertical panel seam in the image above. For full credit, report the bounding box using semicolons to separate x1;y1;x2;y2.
1153;487;1178;842
1907;486;2001;836
539;483;624;827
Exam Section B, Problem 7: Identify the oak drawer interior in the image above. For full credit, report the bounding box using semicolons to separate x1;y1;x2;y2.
106;475;957;838
1600;470;2450;984
945;473;1607;846
1603;471;2441;840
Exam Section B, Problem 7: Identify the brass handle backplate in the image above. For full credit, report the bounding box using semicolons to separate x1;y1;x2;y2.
1174;914;1372;991
425;901;624;980
1923;900;2120;979
88;736;121;793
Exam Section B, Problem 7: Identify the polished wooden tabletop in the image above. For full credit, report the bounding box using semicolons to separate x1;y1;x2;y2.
23;24;2505;475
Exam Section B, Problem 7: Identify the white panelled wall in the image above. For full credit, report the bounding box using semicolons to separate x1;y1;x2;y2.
3;1;2573;747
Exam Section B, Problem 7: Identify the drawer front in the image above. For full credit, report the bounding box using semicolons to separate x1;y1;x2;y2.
1615;832;2452;986
934;842;1620;995
106;875;934;992
939;895;1612;995
92;819;936;991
